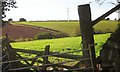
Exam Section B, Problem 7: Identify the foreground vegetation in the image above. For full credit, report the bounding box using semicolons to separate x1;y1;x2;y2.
13;20;118;36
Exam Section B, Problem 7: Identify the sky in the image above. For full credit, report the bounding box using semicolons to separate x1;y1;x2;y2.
3;0;119;21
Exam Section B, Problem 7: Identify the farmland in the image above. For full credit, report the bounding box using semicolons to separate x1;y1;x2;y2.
13;20;118;36
3;20;116;68
11;33;111;57
10;20;117;57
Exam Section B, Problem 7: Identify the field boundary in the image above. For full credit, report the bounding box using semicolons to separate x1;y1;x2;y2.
1;35;94;71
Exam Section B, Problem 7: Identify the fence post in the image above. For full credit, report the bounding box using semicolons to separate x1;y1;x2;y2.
78;4;97;71
42;45;50;71
0;1;2;71
4;34;23;68
0;1;2;28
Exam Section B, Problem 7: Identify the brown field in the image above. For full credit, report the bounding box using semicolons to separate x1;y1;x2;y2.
1;23;51;39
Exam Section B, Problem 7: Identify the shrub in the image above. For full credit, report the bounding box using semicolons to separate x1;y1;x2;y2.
34;32;53;39
34;32;68;40
53;32;68;38
106;18;110;21
8;18;13;22
19;18;27;22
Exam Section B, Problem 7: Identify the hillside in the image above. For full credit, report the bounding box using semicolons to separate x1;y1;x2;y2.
14;21;118;36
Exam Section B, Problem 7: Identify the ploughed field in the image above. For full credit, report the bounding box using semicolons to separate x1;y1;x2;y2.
2;23;61;40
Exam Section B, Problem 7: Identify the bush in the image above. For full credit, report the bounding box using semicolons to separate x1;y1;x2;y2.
34;32;53;39
34;32;68;40
8;18;13;22
106;18;110;21
19;18;27;22
53;32;68;38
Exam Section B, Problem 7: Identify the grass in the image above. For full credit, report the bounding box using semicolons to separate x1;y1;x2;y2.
13;21;118;36
13;21;80;36
10;33;111;66
11;33;111;57
93;20;119;33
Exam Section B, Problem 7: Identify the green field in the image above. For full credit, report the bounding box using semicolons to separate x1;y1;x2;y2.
13;21;118;36
14;21;80;36
11;33;111;57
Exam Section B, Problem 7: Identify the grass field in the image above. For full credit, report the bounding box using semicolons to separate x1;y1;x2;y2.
14;21;80;36
11;33;111;57
93;20;119;33
14;20;118;36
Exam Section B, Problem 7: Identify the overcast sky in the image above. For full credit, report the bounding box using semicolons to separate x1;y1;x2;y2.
3;0;118;21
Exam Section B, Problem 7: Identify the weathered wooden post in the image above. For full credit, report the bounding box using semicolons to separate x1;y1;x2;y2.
0;1;2;28
78;4;97;71
0;1;2;71
42;45;50;71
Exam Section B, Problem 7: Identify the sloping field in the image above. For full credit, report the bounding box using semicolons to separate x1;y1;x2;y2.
11;33;111;56
14;21;80;36
93;20;119;33
14;20;119;36
2;23;53;39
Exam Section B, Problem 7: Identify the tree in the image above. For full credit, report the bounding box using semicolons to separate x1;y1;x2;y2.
1;0;17;19
19;18;27;22
8;18;13;22
106;18;110;20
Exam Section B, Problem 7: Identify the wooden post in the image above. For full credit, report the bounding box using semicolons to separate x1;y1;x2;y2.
0;1;2;71
0;1;2;28
42;45;50;71
3;34;24;68
78;4;97;71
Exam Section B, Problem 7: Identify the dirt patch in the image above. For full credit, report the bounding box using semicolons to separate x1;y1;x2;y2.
1;23;50;39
